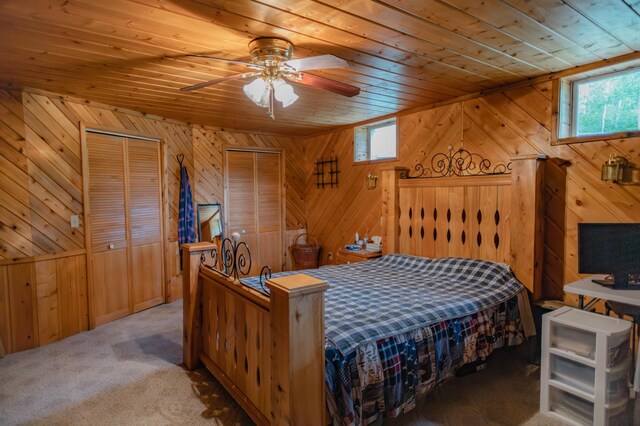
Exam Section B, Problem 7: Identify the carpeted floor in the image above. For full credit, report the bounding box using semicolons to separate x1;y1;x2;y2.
0;300;569;425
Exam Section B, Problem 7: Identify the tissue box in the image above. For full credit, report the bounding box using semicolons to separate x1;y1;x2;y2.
365;243;381;252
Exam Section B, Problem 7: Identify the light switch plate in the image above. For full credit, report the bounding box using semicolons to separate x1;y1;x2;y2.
70;215;80;228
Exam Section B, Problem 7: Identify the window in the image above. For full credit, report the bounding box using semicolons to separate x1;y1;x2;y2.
354;118;397;162
556;63;640;143
573;69;640;137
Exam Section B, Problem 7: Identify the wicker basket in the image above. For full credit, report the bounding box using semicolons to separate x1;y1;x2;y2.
291;233;320;270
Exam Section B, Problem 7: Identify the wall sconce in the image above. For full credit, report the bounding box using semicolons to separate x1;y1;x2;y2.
601;154;639;185
366;172;377;190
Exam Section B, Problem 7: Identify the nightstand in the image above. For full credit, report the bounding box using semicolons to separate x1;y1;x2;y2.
335;248;382;265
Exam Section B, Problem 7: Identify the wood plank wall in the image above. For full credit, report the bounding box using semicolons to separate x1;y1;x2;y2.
304;81;640;300
191;125;307;230
0;252;87;355
191;125;307;271
0;88;307;354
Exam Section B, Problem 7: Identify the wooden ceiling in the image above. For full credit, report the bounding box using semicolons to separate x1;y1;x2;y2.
1;0;639;135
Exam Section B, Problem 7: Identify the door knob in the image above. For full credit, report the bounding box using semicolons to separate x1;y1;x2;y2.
108;243;115;250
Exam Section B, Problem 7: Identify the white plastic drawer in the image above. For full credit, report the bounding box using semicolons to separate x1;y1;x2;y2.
606;401;632;426
606;366;630;405
607;332;630;368
551;323;596;361
549;387;594;426
549;355;630;404
550;355;595;395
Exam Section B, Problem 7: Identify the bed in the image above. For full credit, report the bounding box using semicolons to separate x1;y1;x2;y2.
181;152;547;425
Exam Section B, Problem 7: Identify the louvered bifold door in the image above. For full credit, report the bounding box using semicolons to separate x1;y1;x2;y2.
226;150;259;276
256;152;283;273
85;133;130;326
226;150;284;276
127;139;164;312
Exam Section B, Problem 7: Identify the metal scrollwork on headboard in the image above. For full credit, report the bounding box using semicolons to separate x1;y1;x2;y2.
200;235;271;296
400;146;512;179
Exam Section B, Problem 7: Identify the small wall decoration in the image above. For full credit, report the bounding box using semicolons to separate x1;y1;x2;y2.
366;171;378;189
315;157;340;189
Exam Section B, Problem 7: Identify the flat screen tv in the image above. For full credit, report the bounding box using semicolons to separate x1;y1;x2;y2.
578;223;640;289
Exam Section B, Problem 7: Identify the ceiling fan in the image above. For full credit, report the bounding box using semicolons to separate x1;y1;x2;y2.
180;37;360;119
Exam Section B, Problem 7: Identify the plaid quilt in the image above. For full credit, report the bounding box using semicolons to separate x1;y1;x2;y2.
242;254;524;355
239;254;527;424
325;296;524;425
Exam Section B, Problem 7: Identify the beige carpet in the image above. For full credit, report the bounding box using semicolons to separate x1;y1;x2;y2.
0;300;580;425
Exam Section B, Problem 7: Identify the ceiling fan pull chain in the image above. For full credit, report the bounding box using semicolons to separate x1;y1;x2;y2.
268;80;275;120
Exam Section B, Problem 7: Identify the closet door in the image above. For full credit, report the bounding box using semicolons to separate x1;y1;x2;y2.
226;150;283;276
226;150;259;276
256;152;283;273
85;133;129;326
127;139;164;312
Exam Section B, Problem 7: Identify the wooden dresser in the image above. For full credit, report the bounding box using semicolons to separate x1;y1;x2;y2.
335;248;382;265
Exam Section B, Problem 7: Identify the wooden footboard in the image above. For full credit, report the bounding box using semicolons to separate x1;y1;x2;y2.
181;243;328;425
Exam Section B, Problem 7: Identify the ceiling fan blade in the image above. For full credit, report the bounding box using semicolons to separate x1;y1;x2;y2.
291;73;360;97
187;54;258;68
284;54;349;72
180;72;260;92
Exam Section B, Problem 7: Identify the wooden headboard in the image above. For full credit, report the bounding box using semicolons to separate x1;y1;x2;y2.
382;154;546;300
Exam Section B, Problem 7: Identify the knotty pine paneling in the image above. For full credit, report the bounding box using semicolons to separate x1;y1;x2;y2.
191;126;308;232
304;81;640;299
0;253;88;355
0;87;308;353
191;127;307;277
3;0;640;134
0;90;36;259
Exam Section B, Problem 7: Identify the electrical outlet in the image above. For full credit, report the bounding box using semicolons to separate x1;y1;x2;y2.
327;252;333;262
70;215;80;228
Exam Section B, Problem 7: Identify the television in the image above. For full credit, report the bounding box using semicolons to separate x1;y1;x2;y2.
578;223;640;289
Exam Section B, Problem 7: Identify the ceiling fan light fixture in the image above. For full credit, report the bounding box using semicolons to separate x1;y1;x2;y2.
273;78;298;108
243;78;269;107
182;37;360;118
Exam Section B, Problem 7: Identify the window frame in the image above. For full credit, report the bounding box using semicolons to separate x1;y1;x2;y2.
353;117;398;164
571;67;640;138
552;61;640;145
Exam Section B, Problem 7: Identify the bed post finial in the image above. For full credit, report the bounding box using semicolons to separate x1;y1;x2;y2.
266;274;329;425
381;167;409;255
181;241;218;370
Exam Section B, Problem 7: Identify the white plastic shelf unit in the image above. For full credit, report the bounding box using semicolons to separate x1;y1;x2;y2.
540;306;632;426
